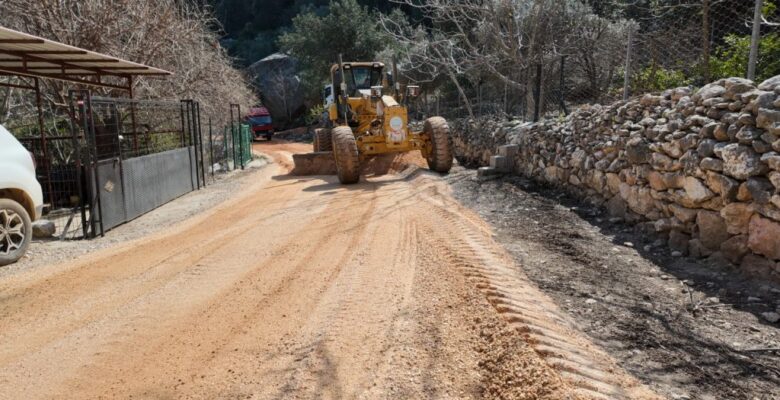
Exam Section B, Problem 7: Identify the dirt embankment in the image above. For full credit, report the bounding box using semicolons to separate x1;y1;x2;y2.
450;173;780;400
0;141;656;399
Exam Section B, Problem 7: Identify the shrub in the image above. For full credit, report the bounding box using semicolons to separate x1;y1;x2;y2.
710;33;780;82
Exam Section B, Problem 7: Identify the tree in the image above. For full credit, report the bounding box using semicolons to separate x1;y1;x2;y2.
380;0;631;118
278;0;387;102
0;0;257;130
267;67;302;122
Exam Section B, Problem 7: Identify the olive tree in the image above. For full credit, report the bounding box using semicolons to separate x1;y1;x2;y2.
278;0;387;102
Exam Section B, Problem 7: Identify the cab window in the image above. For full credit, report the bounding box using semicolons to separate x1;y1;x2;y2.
335;66;383;96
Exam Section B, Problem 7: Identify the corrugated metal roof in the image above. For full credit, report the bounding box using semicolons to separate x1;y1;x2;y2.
0;26;172;84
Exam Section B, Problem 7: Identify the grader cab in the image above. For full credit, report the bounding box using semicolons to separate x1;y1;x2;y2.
295;57;452;184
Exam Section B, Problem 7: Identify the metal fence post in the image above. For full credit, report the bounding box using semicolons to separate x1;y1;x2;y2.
33;77;54;208
208;117;214;178
236;104;244;170
68;90;89;239
623;28;634;101
182;100;196;191
189;101;200;190
229;104;238;170
702;0;711;82
747;0;763;81
533;63;542;122
179;100;187;147
84;91;104;238
195;102;206;187
559;56;568;115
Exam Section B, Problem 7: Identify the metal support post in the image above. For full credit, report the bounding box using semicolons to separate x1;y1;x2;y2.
33;77;54;207
533;63;542;122
188;101;200;190
230;103;244;170
702;0;711;82
128;76;139;154
182;100;196;190
208;117;215;178
237;104;244;170
559;56;568;115
747;0;763;81
196;103;206;187
83;91;104;237
229;104;237;170
68;90;88;238
623;28;634;101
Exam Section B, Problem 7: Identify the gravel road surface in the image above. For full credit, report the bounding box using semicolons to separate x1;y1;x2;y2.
0;141;658;399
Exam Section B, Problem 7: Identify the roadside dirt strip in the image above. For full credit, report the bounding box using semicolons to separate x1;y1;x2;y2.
0;141;658;399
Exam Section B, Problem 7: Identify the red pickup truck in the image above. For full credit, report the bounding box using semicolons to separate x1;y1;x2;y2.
244;106;274;141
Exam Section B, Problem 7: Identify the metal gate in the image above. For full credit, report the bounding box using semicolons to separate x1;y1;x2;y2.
70;91;205;237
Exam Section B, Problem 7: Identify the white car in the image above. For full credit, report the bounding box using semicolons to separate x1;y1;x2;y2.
0;124;43;265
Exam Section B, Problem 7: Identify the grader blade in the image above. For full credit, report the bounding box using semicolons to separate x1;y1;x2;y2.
291;151;337;175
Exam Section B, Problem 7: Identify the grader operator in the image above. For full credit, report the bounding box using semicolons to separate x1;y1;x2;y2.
300;57;452;184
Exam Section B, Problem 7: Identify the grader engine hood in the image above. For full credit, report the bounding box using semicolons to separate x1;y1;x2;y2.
377;95;408;144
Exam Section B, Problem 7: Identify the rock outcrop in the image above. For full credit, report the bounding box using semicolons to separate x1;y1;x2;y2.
452;75;780;280
247;53;306;128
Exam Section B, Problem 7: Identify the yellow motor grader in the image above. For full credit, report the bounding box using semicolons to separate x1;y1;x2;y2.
295;57;452;184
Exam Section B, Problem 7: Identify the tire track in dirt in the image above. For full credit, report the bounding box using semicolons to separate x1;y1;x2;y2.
271;175;429;393
0;140;661;399
412;183;660;400
46;183;383;399
0;167;309;366
0;169;336;397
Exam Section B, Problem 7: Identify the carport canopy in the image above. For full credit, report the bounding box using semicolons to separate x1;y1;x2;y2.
0;26;171;91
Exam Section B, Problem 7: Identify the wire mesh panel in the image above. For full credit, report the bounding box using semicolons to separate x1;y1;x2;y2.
201;118;234;180
232;124;253;167
630;1;776;88
385;0;779;122
122;147;197;221
80;96;201;237
2;87;89;239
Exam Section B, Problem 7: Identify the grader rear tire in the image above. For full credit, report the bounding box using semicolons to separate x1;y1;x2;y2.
316;128;333;152
331;126;360;184
423;116;453;173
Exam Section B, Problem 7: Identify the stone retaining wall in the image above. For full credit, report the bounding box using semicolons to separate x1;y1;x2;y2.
451;75;780;280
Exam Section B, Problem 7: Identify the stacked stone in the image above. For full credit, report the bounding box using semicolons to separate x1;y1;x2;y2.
451;75;780;280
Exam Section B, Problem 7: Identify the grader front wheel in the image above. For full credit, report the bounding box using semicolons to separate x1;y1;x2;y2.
331;126;360;184
423;116;453;173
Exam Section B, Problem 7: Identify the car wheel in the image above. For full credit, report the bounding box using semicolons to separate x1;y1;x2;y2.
0;199;32;266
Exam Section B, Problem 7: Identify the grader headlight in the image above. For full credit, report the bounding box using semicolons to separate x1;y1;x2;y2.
406;85;421;98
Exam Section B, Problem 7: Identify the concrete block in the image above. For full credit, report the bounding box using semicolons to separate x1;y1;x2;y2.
498;144;519;158
477;166;501;180
490;155;511;172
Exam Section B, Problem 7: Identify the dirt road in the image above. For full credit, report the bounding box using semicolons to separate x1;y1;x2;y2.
0;141;657;399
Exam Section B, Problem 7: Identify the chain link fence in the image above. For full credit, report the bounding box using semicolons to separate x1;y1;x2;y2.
2;84;256;239
397;0;779;123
